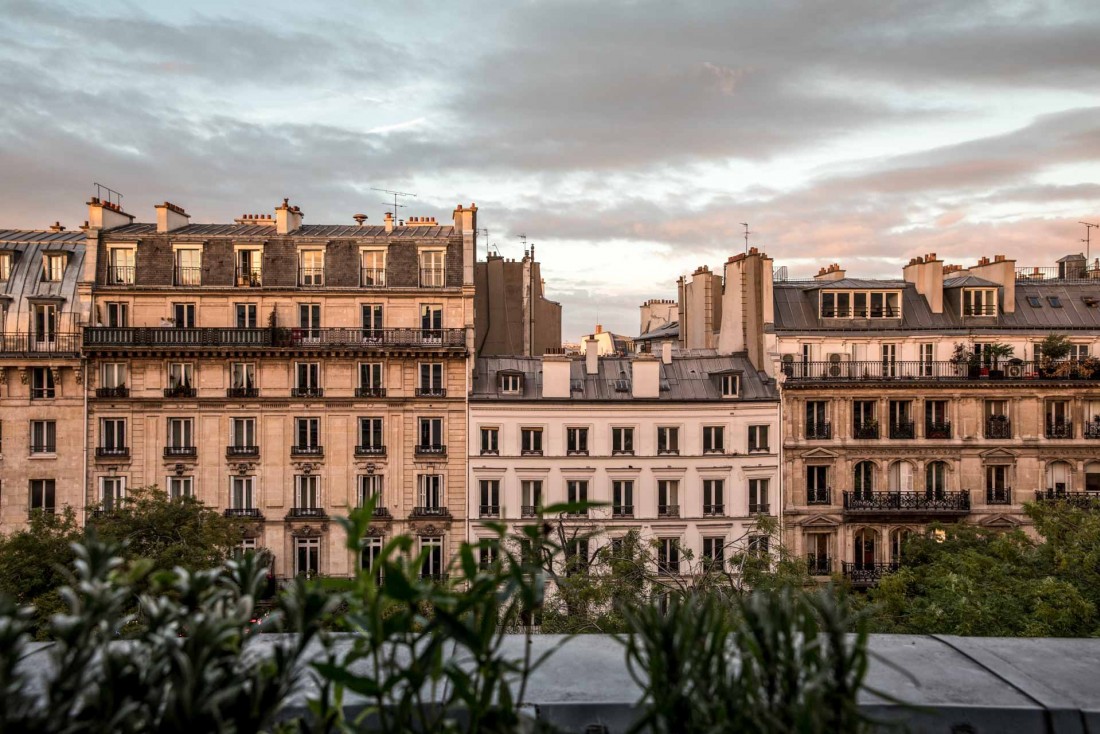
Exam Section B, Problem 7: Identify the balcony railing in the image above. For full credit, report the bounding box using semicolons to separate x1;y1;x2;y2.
1046;421;1074;439
852;422;879;440
962;304;998;316
174;267;202;286
29;444;56;454
360;268;386;287
0;333;81;356
843;491;970;514
1086;422;1100;439
1034;490;1100;509
223;508;263;519
95;446;130;458
226;445;259;458
291;387;324;399
235;267;262;287
287;507;327;519
419;268;446;287
290;445;323;457
925;421;952;439
95;386;129;398
612;505;634;518
226;387;259;398
567;448;590;456
520;448;543;456
411;506;450;518
163;446;197;458
842;562;899;587
702;504;724;516
106;265;134;284
889;421;915;439
805;421;832;440
749;503;771;515
164;385;197;398
1016;265;1100;283
479;504;500;517
783;359;1100;382
355;386;387;398
987;487;1012;505
658;504;680;518
807;487;832;505
807;555;832;576
415;444;446;456
298;267;325;286
354;445;386;457
986;419;1012;439
359;505;391;519
415;386;447;398
521;505;539;518
84;327;467;351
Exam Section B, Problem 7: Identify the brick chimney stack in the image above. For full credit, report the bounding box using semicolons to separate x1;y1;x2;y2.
275;198;303;234
155;202;190;233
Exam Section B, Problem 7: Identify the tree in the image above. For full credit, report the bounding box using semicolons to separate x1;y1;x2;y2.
0;508;82;636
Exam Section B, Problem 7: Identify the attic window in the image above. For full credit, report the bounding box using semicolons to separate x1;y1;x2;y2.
614;371;630;392
1026;296;1042;308
1083;297;1099;308
570;379;584;393
41;253;66;282
1048;296;1063;308
499;373;522;394
719;373;740;398
0;252;11;281
659;378;671;392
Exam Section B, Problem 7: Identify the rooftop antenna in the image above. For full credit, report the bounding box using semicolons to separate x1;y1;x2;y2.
518;233;527;258
93;182;123;207
740;222;751;253
1080;221;1098;263
371;187;416;221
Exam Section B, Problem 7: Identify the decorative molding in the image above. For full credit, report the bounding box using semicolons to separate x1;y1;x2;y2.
75;367;84;385
416;523;446;537
0;368;6;386
18;367;28;385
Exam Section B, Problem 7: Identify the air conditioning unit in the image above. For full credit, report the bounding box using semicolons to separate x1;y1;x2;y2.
826;353;848;378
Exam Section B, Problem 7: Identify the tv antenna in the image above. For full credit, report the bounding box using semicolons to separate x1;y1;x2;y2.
1080;221;1098;263
371;187;416;219
740;222;752;253
518;233;527;257
93;182;123;207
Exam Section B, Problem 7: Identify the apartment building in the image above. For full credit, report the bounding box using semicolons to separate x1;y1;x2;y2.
0;226;87;530
473;248;562;357
80;198;476;579
468;344;780;574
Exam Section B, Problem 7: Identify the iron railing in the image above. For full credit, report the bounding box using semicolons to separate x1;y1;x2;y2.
521;505;538;518
415;444;446;456
291;387;324;398
173;267;202;286
106;265;134;284
95;447;130;458
785;359;1100;382
290;445;323;457
853;422;879;440
612;505;634;517
360;268;386;287
411;506;450;518
658;504;680;518
1016;265;1100;283
235;267;262;287
163;446;197;458
355;387;386;398
987;487;1012;504
0;333;80;356
298;267;325;286
415;387;448;397
419;268;446;287
287;508;327;519
842;562;898;586
986;419;1012;439
1034;490;1100;509
1046;421;1074;439
889;421;915;439
703;504;725;516
749;503;771;515
843;491;970;513
925;421;952;439
84;327;466;350
962;304;998;316
807;487;832;505
163;385;196;398
479;505;500;517
29;444;56;454
1086;422;1100;439
95;386;129;398
223;508;263;519
807;555;832;575
227;387;259;398
805;422;832;440
226;445;259;457
354;445;386;456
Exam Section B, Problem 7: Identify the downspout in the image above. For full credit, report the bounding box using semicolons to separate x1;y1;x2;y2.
81;355;88;526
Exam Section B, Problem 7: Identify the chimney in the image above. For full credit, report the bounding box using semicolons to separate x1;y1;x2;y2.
541;354;572;398
903;253;944;314
717;247;773;368
48;222;65;233
585;337;600;374
384;212;394;234
813;263;846;281
353;213;368;226
155;202;190;233
275;198;303;234
632;354;660;398
661;341;672;365
595;324;603;334
86;197;135;230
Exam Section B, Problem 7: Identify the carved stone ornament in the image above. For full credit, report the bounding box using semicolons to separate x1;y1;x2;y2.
294;525;322;538
75;367;84;385
417;523;445;538
0;368;6;386
19;368;28;385
174;464;186;476
236;463;254;476
365;525;386;538
50;367;61;385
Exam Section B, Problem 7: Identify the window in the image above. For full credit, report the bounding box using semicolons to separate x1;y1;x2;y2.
419;250;446;287
231;418;256;449
168;476;193;500
853;400;877;438
480;427;499;455
420;537;444;579
234;303;257;328
108;247;135;284
1027;295;1042;308
807;465;829;504
172;303;196;328
748;535;770;557
963;288;997;316
295;362;320;395
41;253;65;282
702;537;724;569
360;248;386;286
166;418;193;450
294;417;320;450
294;537;321;576
1069;344;1091;361
297;304;321;341
357;417;384;452
702;425;725;453
499;373;522;394
926;461;947;499
521;427;543;455
0;252;10;281
747;425;769;452
925;400;950;438
567;479;588;510
174;248;201;286
521;480;542;516
29;479;55;513
418;363;444;395
101;363;127;390
168;362;194;392
418;417;443;450
658;480;679;517
33;304;57;344
612;427;634;455
657;426;679;455
361;536;383;575
229;363;256;395
100;476;126;511
420;304;443;338
100;418;126;451
719;373;739;398
749;478;770;514
566;427;589;455
479;480;500;517
919;343;934;376
703;479;724;515
1048;296;1063;308
30;368;55;399
30;420;55;453
1046;400;1072;438
231;476;255;509
612;480;634;516
479;539;499;570
986;465;1010;504
235;248;262;286
299;250;324;286
417;474;444;512
295;475;320;510
358;474;384;509
358;362;383;394
105;302;129;327
806;400;829;438
565;539;589;576
657;539;680;575
853;461;875;500
361;304;384;338
821;289;900;318
889;400;914;438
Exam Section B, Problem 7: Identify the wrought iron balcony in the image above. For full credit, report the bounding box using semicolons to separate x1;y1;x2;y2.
612;505;634;518
106;265;134;284
354;445;386;457
290;387;324;398
703;504;724;516
852;422;879;440
564;508;589;518
479;504;500;517
226;387;259;398
843;490;970;515
360;268;386;287
657;447;680;456
419;268;446;287
287;507;327;519
298;267;325;286
987;487;1012;505
985;418;1012;439
1086;422;1100;439
889;421;915;439
0;333;80;357
805;421;832;440
410;506;450;518
290;445;323;457
1046;421;1074;439
521;505;539;518
359;505;391;519
566;448;590;456
96;386;129;398
29;444;56;454
235;267;263;287
95;446;130;459
925;421;952;439
420;572;449;582
164;385;196;398
658;504;680;518
842;562;899;587
784;359;1075;382
226;445;259;458
415;386;447;398
749;503;771;515
962;303;998;316
1034;490;1100;509
807;555;832;576
173;267;202;286
223;508;263;519
163;446;197;458
355;386;387;398
520;448;543;456
807;487;832;505
83;327;467;352
415;444;446;456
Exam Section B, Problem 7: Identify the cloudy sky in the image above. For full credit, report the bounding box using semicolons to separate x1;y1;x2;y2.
3;0;1099;340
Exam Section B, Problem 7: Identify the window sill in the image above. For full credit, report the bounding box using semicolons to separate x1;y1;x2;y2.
28;453;58;460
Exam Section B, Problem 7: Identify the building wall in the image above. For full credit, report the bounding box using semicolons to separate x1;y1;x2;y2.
474;254;562;357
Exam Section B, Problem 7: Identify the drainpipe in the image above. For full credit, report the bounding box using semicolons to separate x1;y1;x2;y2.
81;355;88;527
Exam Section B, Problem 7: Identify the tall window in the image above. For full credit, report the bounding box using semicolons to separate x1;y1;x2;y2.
566;427;588;455
419;363;444;394
294;537;320;576
174;248;201;286
231;476;255;509
294;417;320;449
919;342;935;375
168;362;193;390
986;465;1010;504
295;475;320;509
748;479;769;513
100;418;126;451
479;480;500;517
101;363;127;390
480;427;499;455
420;537;444;579
703;479;724;515
0;252;10;281
358;417;384;451
521;428;543;455
658;480;679;516
30;368;55;399
748;425;769;452
358;362;384;394
963;288;997;316
172;303;196;328
299;250;324;286
612;427;634;455
298;304;321;339
419;250;445;287
33;304;57;344
479;539;500;570
719;374;739;397
30;479;55;513
361;536;383;575
41;253;66;282
702;537;725;569
420;304;443;340
166;418;193;450
234;303;257;328
358;475;383;509
521;480;542;516
360;249;386;286
612;480;633;516
362;304;384;338
231;418;256;449
230;363;256;394
853;400;877;438
807;465;829;504
657;426;679;455
105;302;129;327
100;476;126;510
418;417;443;450
657;539;680;575
854;461;875;500
702;425;724;453
417;474;444;512
926;461;947;499
806;400;828;438
168;476;193;500
108;247;135;284
567;480;588;509
295;362;321;395
30;420;56;453
235;248;262;286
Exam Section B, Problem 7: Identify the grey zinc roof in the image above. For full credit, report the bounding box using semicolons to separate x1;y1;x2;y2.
807;278;907;289
103;223;454;239
0;229;87;245
636;321;680;341
774;280;1100;333
943;275;999;288
0;234;86;331
471;355;778;402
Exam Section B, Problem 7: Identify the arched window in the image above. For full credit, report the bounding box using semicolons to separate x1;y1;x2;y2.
1045;461;1073;496
925;461;948;499
854;528;877;570
888;460;915;493
854;461;875;500
890;528;912;562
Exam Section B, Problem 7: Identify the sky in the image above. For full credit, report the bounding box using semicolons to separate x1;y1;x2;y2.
2;0;1099;342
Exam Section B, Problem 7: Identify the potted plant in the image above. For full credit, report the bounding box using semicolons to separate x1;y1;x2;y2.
986;342;1014;379
1037;334;1071;377
951;343;977;378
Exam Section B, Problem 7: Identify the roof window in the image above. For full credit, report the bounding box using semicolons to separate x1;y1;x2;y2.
1026;296;1042;308
1048;296;1063;308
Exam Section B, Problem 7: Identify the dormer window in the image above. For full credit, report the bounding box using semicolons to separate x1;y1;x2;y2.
718;373;740;398
42;253;66;282
0;252;11;281
963;288;997;316
499;372;523;394
820;290;901;319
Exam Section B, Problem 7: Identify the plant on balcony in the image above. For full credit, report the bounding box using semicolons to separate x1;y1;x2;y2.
985;342;1014;378
951;342;978;377
1038;333;1072;375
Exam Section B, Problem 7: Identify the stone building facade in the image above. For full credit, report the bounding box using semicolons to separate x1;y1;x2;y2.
474;249;561;357
79;199;476;578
